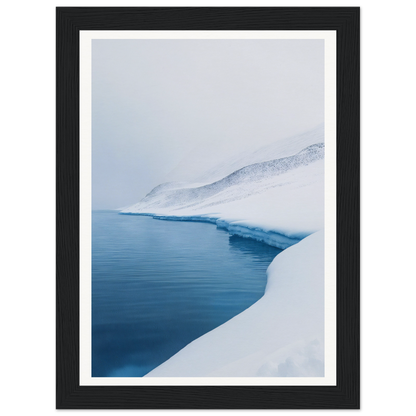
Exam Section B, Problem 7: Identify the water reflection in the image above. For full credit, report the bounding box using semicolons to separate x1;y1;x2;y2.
228;234;282;260
92;212;283;377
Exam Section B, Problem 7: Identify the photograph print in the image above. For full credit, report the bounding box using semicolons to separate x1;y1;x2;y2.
80;31;337;385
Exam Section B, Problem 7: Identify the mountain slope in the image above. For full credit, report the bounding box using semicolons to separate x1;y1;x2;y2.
165;123;324;184
123;142;324;215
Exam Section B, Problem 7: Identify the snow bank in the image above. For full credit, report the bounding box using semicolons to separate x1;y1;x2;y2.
145;230;324;377
122;214;302;250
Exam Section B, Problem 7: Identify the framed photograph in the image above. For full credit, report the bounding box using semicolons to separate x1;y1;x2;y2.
56;7;359;409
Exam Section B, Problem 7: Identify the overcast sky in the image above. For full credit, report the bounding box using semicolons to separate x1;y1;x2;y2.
92;39;324;209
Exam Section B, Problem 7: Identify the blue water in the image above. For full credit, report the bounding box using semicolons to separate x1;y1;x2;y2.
92;211;282;377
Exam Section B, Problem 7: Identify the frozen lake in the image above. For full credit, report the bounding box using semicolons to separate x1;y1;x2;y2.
92;211;282;377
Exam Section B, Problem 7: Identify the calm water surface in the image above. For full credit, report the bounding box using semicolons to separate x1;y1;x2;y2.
92;211;282;377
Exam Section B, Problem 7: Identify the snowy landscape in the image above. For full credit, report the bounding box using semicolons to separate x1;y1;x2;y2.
120;124;325;377
90;38;328;380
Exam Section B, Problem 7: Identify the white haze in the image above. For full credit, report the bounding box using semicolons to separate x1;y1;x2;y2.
92;39;324;209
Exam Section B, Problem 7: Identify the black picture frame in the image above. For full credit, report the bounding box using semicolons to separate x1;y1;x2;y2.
56;7;359;409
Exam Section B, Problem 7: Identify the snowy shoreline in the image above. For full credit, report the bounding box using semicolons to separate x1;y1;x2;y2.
118;211;324;377
120;212;302;250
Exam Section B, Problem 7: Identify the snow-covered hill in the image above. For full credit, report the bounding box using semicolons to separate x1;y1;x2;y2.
165;123;324;184
121;140;324;246
121;126;326;377
125;142;323;213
